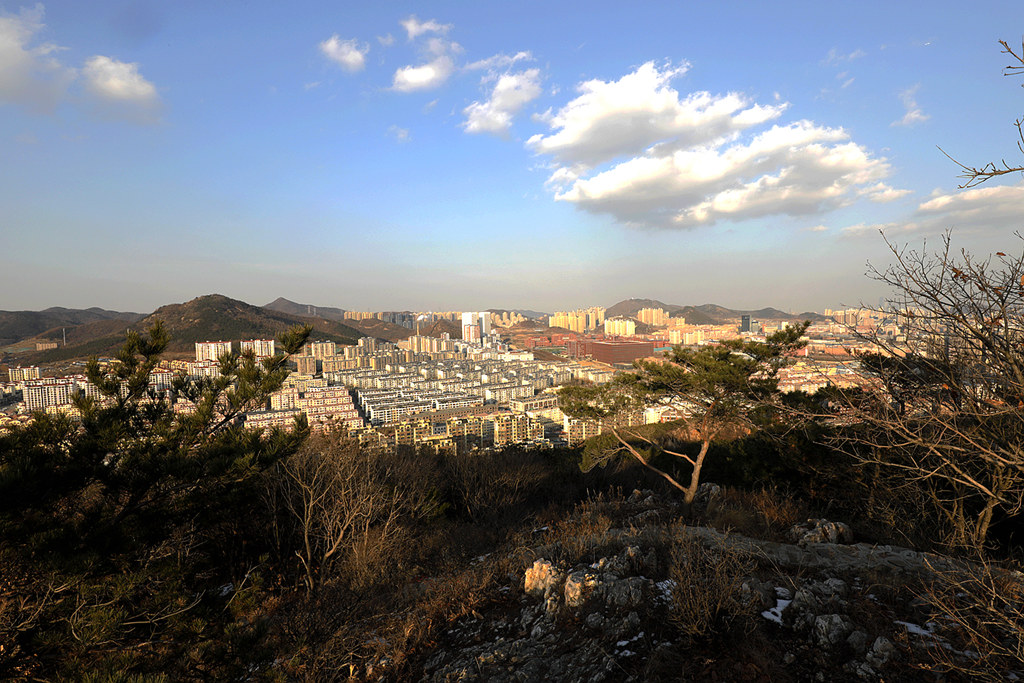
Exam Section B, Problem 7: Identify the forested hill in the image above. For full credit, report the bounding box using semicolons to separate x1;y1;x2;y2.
0;307;143;346
605;298;826;324
29;294;363;362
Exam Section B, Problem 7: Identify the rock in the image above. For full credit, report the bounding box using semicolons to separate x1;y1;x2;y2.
790;519;854;546
741;578;777;610
853;662;879;680
693;482;721;512
866;636;896;668
813;614;854;647
604;576;649;609
784;587;822;629
564;570;601;609
847;629;872;654
632;509;660;524
585;612;605;630
525;559;564;599
818;577;849;599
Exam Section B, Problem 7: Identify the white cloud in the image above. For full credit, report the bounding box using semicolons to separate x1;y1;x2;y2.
465;51;532;72
529;62;900;230
860;182;912;203
388;125;410;142
377;33;395;47
842;183;1024;238
824;48;866;65
463;68;541;135
916;183;1024;228
892;85;929;127
400;16;450;41
319;35;367;72
81;55;160;121
0;3;74;112
391;33;460;92
392;55;454;92
82;55;157;103
527;62;787;167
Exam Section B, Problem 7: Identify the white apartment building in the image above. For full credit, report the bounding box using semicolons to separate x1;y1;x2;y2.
195;341;233;362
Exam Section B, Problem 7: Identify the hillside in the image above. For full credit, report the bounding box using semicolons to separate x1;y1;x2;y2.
420;319;461;339
606;299;827;325
262;297;347;322
0;307;143;346
605;298;680;319
31;294;364;362
487;308;549;320
345;318;415;342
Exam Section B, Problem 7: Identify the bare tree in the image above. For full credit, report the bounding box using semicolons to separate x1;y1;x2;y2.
940;39;1024;188
835;232;1024;549
272;434;441;592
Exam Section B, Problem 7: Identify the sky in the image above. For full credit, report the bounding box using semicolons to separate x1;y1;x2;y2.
2;1;1023;315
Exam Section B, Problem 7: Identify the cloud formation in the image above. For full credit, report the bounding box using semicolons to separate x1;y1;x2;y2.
319;35;368;72
82;55;157;104
392;32;459;92
842;183;1024;237
824;48;866;65
0;4;73;112
528;62;785;168
530;62;897;230
465;51;532;72
892;85;929;126
400;16;450;41
81;55;160;122
463;68;541;135
388;124;410;142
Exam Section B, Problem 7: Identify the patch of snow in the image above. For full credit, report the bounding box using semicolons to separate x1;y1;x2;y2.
655;579;677;604
761;598;792;625
895;620;936;637
775;586;792;600
218;583;234;597
616;632;644;647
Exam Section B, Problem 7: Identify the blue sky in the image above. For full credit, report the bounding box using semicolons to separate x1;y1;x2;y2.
2;1;1023;314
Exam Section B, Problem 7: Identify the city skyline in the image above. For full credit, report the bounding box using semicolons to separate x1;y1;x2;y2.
2;1;1022;313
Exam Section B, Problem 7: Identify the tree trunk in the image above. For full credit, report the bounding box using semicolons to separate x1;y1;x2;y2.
683;439;711;510
975;495;998;549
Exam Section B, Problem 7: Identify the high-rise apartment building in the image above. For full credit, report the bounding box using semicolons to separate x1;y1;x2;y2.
23;378;76;411
461;312;490;343
604;317;636;337
8;366;41;382
550;306;606;333
195;341;233;362
638;307;669;327
240;339;275;357
306;341;337;359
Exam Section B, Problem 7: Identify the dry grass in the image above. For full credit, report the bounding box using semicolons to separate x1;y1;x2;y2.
705;486;807;541
667;525;757;643
914;561;1024;680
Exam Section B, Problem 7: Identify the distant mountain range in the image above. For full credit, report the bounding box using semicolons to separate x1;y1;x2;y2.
263;298;462;341
2;295;829;364
16;295;364;363
604;298;827;325
0;307;144;346
262;297;348;322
